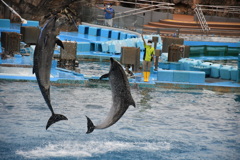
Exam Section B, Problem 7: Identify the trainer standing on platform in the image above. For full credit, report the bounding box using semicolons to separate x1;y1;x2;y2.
141;34;155;82
96;3;115;27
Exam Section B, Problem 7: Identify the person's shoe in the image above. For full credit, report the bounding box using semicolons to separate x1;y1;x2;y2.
146;72;150;82
143;72;148;82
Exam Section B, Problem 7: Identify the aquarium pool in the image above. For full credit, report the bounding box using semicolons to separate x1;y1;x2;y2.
0;81;240;160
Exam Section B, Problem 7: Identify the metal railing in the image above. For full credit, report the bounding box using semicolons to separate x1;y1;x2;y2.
79;0;174;32
194;4;210;34
197;4;240;17
143;27;240;37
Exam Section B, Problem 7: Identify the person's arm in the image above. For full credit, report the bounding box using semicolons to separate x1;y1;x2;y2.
141;34;146;46
95;5;105;10
111;9;115;17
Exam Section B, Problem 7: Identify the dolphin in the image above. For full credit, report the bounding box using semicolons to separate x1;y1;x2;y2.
86;58;135;134
33;15;68;130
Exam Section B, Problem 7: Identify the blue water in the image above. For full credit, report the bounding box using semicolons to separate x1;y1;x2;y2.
0;81;240;160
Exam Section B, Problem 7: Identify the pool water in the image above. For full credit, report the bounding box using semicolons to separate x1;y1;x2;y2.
78;61;110;77
0;81;240;160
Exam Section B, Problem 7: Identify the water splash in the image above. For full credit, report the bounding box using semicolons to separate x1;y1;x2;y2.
16;140;170;159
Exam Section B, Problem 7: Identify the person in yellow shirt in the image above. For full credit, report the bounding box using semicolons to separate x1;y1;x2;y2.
141;34;155;82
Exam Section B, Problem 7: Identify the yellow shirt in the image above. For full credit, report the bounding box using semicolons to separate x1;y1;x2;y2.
143;45;155;61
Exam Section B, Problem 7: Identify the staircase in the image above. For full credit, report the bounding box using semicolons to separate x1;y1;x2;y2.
143;14;240;37
194;4;210;34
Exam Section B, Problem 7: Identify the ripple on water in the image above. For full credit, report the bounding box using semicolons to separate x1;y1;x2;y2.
0;82;239;160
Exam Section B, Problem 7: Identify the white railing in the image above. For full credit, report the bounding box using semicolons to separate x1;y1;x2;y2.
194;4;210;34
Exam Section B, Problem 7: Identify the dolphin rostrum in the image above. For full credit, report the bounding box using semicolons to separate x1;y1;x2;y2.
86;58;135;134
33;15;67;130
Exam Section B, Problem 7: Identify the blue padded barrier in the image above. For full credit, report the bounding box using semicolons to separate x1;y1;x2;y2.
108;43;115;54
173;71;189;82
169;62;181;70
200;62;213;67
178;58;186;70
120;32;127;40
127;34;137;39
157;70;174;82
190;66;211;77
183;60;191;70
108;41;121;54
134;73;142;82
94;42;102;52
88;27;101;36
230;68;238;81
78;25;89;34
238;69;240;82
157;70;205;83
186;60;202;71
77;42;91;52
111;30;120;40
100;28;111;38
114;41;121;54
156;42;162;50
178;58;202;71
136;40;144;51
126;39;136;47
14;54;22;64
22;20;39;27
90;43;95;51
238;54;240;68
0;19;10;28
210;64;222;78
22;55;33;65
220;65;233;80
189;71;205;83
159;62;170;70
199;62;213;77
238;54;240;82
101;42;109;53
120;40;128;48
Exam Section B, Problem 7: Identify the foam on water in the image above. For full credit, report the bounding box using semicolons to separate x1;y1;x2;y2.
16;140;170;159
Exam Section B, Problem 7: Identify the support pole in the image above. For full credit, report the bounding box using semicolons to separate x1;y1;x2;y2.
0;0;27;24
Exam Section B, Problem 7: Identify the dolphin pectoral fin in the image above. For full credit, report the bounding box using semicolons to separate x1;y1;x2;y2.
46;113;68;130
100;73;109;80
56;38;64;49
86;116;95;134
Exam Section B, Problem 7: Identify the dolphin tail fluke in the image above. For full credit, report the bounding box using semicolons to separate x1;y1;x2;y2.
46;114;68;130
86;116;95;134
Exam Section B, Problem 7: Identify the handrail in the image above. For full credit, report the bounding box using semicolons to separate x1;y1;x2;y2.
194;4;210;34
113;5;174;20
143;26;240;37
0;0;27;23
118;0;174;5
197;4;240;15
94;0;174;32
97;1;174;20
115;4;174;16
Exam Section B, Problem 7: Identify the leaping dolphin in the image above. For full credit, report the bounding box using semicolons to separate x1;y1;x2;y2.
33;15;68;130
86;58;135;134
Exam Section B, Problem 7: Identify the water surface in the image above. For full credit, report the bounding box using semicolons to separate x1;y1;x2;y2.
0;81;239;159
